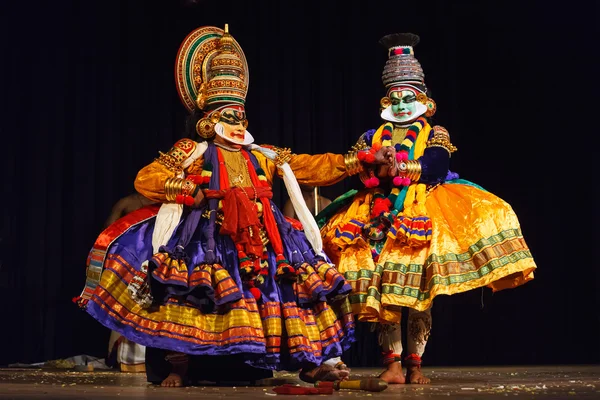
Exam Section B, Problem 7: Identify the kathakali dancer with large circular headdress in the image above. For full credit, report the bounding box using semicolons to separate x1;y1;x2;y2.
75;25;361;386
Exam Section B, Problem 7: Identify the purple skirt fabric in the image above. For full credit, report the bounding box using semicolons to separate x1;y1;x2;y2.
85;201;355;371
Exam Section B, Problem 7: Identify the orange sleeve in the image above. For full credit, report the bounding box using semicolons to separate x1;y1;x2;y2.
252;146;347;187
134;162;174;203
288;153;347;186
134;139;200;203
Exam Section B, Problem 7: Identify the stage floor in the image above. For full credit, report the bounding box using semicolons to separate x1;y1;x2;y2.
0;365;598;399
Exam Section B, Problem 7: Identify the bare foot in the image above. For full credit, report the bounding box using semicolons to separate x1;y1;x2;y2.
406;366;430;384
335;361;351;374
299;364;350;383
378;361;405;384
160;353;188;387
160;372;183;387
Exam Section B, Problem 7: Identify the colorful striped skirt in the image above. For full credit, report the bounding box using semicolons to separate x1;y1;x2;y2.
321;181;536;323
78;203;355;371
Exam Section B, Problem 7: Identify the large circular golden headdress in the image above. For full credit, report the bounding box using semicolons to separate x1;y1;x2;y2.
174;25;249;113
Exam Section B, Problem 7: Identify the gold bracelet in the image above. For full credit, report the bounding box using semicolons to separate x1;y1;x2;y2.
173;179;184;199
164;178;173;201
396;160;421;182
344;152;355;174
406;160;422;181
164;177;185;201
344;151;364;176
405;162;414;181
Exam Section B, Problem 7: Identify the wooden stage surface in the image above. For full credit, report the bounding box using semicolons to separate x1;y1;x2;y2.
0;365;598;399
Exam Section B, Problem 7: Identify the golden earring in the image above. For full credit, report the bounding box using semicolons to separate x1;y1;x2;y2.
380;97;392;109
416;93;436;117
425;98;436;117
416;93;428;104
196;118;215;139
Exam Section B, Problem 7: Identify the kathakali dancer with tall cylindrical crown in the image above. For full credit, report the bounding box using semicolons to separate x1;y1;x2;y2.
73;25;386;386
318;33;537;384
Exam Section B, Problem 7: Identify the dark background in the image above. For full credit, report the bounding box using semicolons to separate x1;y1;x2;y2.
1;0;597;367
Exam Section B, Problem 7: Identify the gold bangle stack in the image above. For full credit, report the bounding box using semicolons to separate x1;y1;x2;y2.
164;177;198;201
398;160;422;181
404;160;422;181
164;177;184;201
344;151;364;176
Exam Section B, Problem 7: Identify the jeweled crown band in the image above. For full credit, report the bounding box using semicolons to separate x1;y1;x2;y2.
389;46;414;56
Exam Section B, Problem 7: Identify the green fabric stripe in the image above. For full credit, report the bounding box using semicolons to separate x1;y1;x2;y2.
380;250;533;301
367;286;382;302
341;228;533;304
344;269;375;281
207;96;245;104
424;228;523;264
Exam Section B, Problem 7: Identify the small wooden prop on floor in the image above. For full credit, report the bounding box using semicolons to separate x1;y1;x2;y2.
272;384;333;395
315;378;388;392
273;378;388;395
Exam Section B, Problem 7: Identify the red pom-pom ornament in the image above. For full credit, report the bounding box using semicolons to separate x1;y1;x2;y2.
183;195;195;206
250;287;261;300
186;175;203;184
396;152;408;162
393;176;412;187
364;176;380;188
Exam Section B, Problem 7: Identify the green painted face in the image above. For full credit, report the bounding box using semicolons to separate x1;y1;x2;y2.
390;90;417;123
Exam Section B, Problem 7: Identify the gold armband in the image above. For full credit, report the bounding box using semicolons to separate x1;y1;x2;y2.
156;139;197;173
156;152;183;174
350;135;369;152
274;147;293;166
426;126;457;155
344;151;364;176
261;145;295;167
